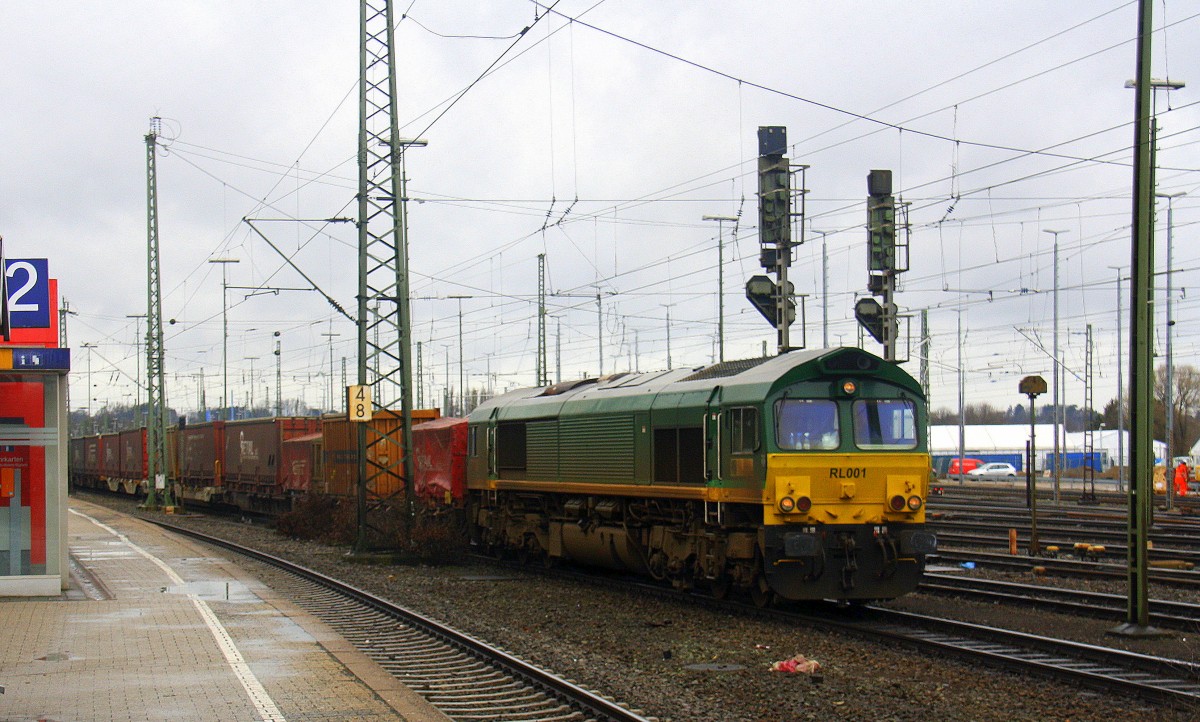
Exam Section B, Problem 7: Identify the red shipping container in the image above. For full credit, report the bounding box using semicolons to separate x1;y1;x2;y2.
69;437;86;478
281;432;321;493
83;437;101;477
223;417;320;508
177;421;225;488
98;432;122;479
118;428;147;482
412;417;468;505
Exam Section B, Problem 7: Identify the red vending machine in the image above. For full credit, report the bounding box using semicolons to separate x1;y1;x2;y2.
2;255;69;596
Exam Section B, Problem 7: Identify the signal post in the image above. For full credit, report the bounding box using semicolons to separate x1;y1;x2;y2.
746;126;806;353
856;170;908;362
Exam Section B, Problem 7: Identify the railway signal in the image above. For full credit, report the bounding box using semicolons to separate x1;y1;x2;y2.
754;126;807;353
854;298;885;344
745;275;795;329
860;169;909;362
1019;375;1047;555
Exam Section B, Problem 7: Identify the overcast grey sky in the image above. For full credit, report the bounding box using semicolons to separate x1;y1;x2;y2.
2;1;1197;417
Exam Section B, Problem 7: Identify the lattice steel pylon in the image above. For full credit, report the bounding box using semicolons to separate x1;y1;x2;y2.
143;119;175;509
1081;324;1097;502
537;253;547;387
355;0;418;551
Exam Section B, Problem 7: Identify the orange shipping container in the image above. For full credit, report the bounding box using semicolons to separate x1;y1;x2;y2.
321;408;440;500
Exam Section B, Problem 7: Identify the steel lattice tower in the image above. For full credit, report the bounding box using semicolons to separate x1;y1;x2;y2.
537;253;547;387
355;0;417;550
144;120;174;509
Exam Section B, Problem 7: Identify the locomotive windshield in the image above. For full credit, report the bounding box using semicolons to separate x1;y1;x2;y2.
852;398;917;449
776;399;839;450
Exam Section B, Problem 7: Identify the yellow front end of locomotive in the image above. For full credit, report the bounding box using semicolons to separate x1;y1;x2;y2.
764;452;931;526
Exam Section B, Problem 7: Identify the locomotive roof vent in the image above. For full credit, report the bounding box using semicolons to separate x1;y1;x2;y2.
540;378;598;396
821;349;880;373
680;356;772;382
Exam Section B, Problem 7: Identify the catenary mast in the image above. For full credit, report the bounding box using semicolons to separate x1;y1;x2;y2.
355;0;419;550
143;118;174;510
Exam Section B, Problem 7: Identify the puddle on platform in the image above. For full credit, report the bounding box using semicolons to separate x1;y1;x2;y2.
164;580;257;603
36;652;75;662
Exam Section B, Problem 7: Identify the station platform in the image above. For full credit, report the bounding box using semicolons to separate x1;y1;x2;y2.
0;498;449;721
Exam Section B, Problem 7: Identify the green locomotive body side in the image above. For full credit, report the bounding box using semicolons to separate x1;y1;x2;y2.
466;347;935;602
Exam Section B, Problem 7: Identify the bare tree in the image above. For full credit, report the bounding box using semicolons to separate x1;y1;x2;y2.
1156;364;1200;457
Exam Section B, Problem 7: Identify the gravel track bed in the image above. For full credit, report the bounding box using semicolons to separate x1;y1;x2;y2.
79;493;1198;721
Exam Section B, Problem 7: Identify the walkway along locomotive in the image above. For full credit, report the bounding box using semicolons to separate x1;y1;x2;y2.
466;347;937;603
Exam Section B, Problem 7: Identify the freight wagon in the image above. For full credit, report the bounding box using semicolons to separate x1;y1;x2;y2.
69;409;451;514
221;417;321;513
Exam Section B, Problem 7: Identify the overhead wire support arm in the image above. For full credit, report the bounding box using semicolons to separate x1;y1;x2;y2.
226;285;315;299
243;217;354;322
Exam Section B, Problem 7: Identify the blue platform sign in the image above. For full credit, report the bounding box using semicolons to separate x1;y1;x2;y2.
4;258;50;329
12;348;71;371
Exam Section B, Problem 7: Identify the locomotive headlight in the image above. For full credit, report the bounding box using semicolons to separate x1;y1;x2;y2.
841;380;857;396
779;496;795;513
907;495;923;511
795;496;812;513
889;494;906;512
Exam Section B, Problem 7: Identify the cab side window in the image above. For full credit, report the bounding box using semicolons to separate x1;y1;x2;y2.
727;407;759;454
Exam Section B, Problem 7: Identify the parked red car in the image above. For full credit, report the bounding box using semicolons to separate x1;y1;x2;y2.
947;458;982;476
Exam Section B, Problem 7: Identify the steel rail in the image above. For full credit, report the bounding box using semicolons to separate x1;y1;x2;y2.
919;572;1200;630
853;607;1200;708
931;548;1200;587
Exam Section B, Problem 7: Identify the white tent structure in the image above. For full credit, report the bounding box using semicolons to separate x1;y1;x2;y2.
930;425;1166;472
1062;430;1165;467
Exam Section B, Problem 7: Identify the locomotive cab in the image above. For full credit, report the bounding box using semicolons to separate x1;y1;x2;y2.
755;355;937;600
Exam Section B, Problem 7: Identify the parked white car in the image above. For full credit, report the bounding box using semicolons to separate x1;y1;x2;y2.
967;462;1018;478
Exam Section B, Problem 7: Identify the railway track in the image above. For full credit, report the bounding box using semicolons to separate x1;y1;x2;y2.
149;519;653;722
932;548;1200;588
476;554;1200;711
919;572;1200;631
852;607;1200;708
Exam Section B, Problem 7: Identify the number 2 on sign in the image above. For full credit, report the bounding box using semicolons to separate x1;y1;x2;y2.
348;385;372;422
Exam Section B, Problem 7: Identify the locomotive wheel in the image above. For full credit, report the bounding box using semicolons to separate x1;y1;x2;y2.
517;534;544;567
709;576;732;601
750;575;774;608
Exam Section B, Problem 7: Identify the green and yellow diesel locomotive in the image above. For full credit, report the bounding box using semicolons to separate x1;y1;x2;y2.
466;346;936;603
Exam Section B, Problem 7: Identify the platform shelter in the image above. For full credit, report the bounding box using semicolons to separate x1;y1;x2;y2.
1;254;68;596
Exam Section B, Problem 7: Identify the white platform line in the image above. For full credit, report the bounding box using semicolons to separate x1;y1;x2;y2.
71;509;287;722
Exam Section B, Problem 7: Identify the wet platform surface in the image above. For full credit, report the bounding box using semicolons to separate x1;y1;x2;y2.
0;498;448;721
